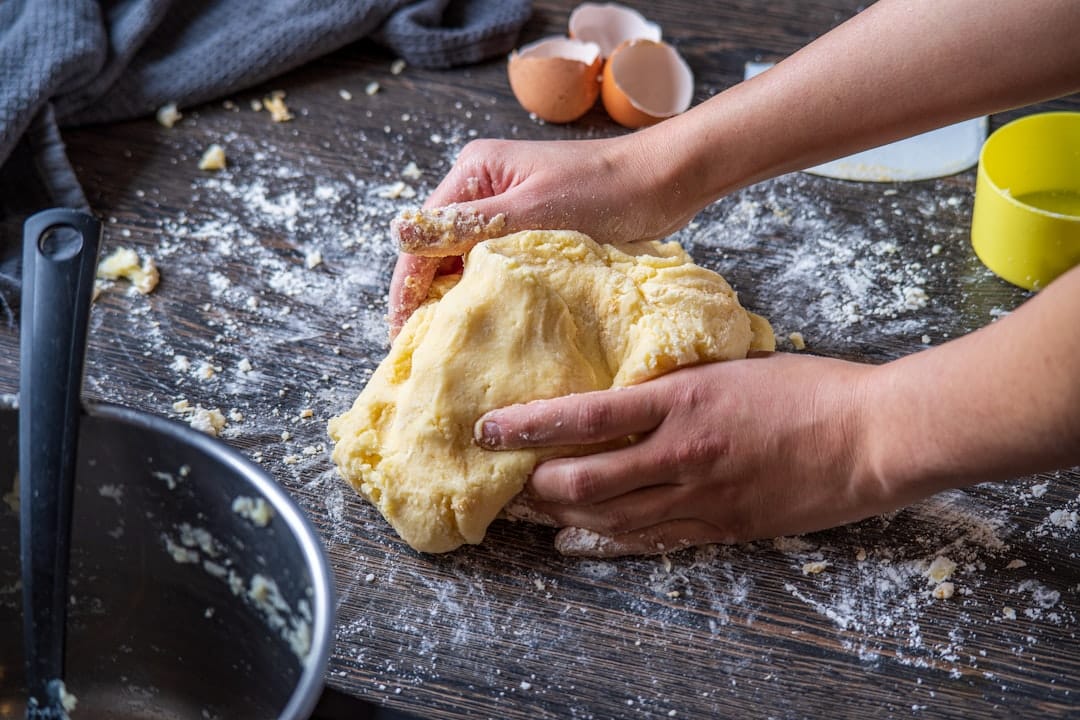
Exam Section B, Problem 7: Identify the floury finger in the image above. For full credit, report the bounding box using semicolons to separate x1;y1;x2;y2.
391;205;507;257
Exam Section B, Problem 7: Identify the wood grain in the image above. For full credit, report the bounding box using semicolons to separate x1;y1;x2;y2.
2;1;1079;718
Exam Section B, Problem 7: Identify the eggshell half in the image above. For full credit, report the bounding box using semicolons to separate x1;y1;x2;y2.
601;39;693;128
507;37;603;123
569;3;661;59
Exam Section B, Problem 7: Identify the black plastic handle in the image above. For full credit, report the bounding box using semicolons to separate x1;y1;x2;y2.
19;209;102;714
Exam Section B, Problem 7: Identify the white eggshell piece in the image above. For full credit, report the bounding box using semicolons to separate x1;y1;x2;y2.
609;40;693;117
516;36;601;64
569;2;662;58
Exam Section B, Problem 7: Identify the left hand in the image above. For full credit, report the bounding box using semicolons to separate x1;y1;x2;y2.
475;352;891;557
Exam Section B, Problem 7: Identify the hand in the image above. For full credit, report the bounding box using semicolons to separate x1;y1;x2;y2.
475;353;890;557
387;132;702;337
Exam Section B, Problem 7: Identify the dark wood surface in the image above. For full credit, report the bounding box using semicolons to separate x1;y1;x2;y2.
3;1;1080;718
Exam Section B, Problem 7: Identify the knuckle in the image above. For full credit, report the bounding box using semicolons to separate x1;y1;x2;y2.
669;434;712;468
599;506;635;535
561;463;597;504
575;400;613;441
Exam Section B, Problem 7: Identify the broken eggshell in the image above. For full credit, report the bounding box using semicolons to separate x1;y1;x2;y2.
601;38;693;128
568;2;662;59
507;36;603;123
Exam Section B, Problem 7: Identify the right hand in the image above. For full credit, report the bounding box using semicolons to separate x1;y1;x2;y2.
387;132;701;337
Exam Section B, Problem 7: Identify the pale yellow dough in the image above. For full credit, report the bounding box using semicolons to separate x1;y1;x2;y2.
328;230;773;553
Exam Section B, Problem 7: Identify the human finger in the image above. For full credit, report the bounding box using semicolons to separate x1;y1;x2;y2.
474;385;666;451
526;438;677;506
554;520;729;558
387;253;439;339
391;205;508;257
526;483;690;536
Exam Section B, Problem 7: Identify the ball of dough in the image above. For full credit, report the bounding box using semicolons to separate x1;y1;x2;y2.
328;230;773;553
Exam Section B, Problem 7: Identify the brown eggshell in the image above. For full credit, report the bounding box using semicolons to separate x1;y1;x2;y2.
601;39;693;129
568;2;662;59
507;37;603;124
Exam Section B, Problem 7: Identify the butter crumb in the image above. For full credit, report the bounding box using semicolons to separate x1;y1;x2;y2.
365;81;380;96
802;560;828;575
788;331;806;350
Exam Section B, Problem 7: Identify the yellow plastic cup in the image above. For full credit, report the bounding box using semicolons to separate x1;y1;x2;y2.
970;111;1080;290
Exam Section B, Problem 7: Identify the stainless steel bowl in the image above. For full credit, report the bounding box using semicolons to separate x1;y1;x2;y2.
0;400;335;719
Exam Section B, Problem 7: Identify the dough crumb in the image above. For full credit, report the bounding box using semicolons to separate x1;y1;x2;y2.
96;247;160;294
801;560;829;575
390;59;406;75
338;88;353;101
855;547;867;562
932;582;955;600
788;331;806;350
926;556;957;584
232;495;275;527
156;102;182;128
238;358;253;373
365;81;381;96
401;161;422;181
264;93;294;122
378;181;416;200
198;144;227;171
1005;559;1027;569
305;249;323;269
189;407;227;436
1002;606;1017;620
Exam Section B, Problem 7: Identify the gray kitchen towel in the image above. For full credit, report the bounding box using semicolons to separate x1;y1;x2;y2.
0;0;531;325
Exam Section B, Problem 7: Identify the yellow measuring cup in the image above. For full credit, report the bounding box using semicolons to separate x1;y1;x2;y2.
971;111;1080;290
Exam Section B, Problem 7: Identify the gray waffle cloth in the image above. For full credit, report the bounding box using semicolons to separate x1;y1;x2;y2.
0;0;532;325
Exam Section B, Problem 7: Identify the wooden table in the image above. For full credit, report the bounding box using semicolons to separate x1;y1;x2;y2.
3;1;1079;717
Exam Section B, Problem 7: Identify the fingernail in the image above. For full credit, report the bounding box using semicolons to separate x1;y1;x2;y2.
474;418;501;449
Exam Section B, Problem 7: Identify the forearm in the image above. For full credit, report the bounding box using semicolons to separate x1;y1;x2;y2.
642;0;1080;211
860;265;1080;505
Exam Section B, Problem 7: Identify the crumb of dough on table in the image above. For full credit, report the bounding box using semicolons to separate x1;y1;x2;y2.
96;246;160;294
198;143;227;171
